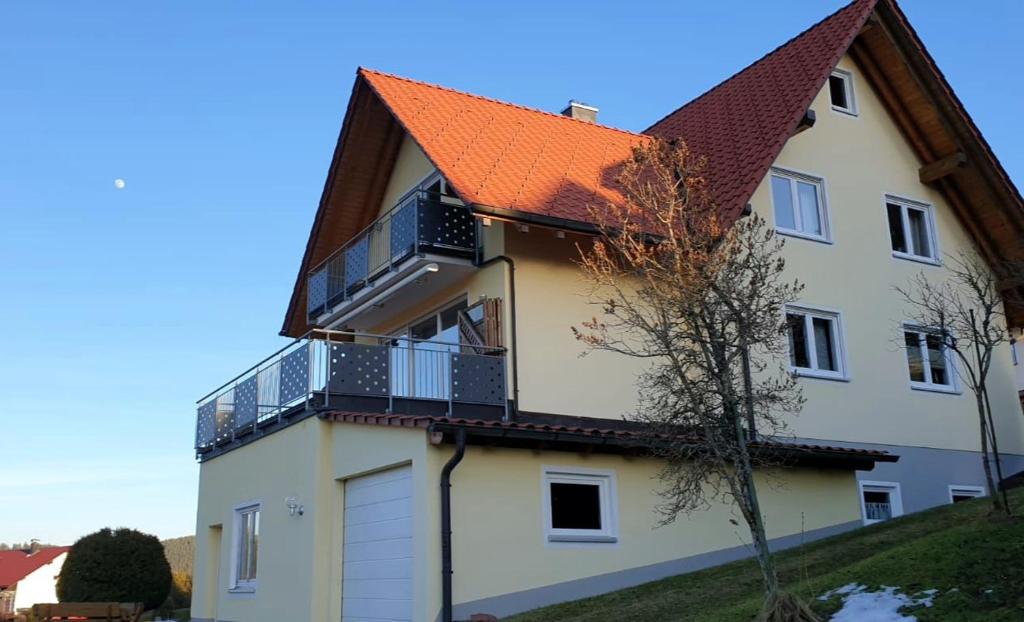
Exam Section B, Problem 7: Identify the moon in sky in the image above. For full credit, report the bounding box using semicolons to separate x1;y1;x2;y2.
114;179;126;190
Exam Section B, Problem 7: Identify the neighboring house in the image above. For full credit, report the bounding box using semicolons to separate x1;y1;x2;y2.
0;547;69;616
189;1;1024;621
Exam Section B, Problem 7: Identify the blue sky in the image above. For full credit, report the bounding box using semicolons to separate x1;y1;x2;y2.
1;1;1021;545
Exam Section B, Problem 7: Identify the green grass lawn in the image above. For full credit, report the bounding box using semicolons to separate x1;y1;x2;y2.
505;488;1024;622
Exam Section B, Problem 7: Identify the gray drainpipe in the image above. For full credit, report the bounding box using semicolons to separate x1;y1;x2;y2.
474;252;519;421
440;428;467;622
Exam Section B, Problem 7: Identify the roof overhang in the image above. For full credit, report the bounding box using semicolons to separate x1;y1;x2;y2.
323;410;898;471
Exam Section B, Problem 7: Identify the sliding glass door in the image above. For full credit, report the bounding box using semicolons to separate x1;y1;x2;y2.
390;300;467;399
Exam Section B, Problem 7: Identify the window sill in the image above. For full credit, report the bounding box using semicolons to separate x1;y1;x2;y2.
910;383;960;395
830;105;859;118
776;228;833;245
892;252;941;267
228;586;257;595
792;369;850;382
547;534;618;544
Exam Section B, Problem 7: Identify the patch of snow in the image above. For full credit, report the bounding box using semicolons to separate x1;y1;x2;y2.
820;584;938;622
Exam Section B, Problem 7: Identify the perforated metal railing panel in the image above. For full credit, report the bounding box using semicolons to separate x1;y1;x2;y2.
327;342;390;396
451;352;506;405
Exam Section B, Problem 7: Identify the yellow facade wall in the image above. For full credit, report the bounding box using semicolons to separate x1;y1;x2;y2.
192;418;328;622
378;134;435;216
749;55;1024;453
435;445;859;608
508;229;649;418
501;55;1024;455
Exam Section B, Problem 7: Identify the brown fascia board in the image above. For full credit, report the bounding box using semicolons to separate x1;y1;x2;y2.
878;0;1024;217
426;420;897;471
280;72;368;337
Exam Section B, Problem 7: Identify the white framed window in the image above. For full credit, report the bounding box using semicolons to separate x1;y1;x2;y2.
829;69;857;116
785;306;847;380
948;485;985;504
903;326;957;393
541;467;617;544
859;481;903;525
886;196;939;263
231;503;261;592
769;169;830;242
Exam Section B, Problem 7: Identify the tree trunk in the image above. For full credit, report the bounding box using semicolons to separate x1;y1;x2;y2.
976;392;1006;514
733;414;779;600
982;386;1012;514
740;343;758;441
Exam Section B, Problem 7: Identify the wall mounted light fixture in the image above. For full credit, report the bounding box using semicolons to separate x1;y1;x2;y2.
285;496;305;517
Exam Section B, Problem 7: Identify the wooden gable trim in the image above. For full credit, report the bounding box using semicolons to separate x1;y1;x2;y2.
280;73;406;337
840;2;1024;323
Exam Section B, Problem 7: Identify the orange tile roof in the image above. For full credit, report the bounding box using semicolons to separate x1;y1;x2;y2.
361;68;648;226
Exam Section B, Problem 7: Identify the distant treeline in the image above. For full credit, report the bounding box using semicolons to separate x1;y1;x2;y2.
0;542;61;551
162;535;195;575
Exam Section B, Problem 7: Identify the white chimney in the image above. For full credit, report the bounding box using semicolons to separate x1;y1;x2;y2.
561;100;598;123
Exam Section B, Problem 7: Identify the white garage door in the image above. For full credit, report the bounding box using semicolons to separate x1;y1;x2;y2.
343;465;414;622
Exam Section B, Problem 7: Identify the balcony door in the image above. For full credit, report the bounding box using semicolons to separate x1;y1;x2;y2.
390;299;468;400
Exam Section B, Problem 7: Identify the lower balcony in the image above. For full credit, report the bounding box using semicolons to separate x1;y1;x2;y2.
195;332;507;456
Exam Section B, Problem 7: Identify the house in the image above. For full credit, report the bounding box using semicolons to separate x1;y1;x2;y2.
0;546;69;617
189;1;1024;621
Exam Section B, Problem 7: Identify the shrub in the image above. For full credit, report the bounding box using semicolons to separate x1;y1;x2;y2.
57;528;172;611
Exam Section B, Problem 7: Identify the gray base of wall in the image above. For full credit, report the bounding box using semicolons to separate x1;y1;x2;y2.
452;519;860;620
798;438;1024;514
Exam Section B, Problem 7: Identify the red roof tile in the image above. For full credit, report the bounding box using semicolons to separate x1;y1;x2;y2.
361;68;647;226
0;547;69;589
646;0;878;221
356;1;877;229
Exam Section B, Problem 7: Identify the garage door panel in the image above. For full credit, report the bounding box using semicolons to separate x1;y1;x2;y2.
343;597;413;620
347;466;411;489
344;557;413;581
344;537;412;562
345;497;412;526
342;578;413;600
343;465;413;622
344;517;413;544
345;477;413;507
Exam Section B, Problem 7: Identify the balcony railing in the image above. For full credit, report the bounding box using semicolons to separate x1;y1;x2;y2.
307;191;477;321
195;331;506;453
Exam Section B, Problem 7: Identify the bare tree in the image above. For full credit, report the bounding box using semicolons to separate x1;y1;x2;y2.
573;139;814;620
896;250;1020;515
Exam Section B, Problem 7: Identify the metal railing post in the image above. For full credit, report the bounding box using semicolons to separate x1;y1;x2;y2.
325;332;332;409
447;350;454;417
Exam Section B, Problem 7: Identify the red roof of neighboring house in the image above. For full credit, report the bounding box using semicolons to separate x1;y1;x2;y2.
361;68;648;226
0;548;69;589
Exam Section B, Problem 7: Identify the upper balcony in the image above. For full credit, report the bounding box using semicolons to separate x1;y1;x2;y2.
306;190;479;330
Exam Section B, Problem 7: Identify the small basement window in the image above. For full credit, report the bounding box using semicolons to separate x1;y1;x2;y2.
859;481;903;525
949;485;985;503
829;69;857;116
542;468;617;543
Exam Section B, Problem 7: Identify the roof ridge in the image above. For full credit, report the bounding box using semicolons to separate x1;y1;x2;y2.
358;66;646;140
641;0;878;134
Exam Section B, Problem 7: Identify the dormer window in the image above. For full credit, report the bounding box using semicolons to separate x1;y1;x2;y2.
829;69;857;116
